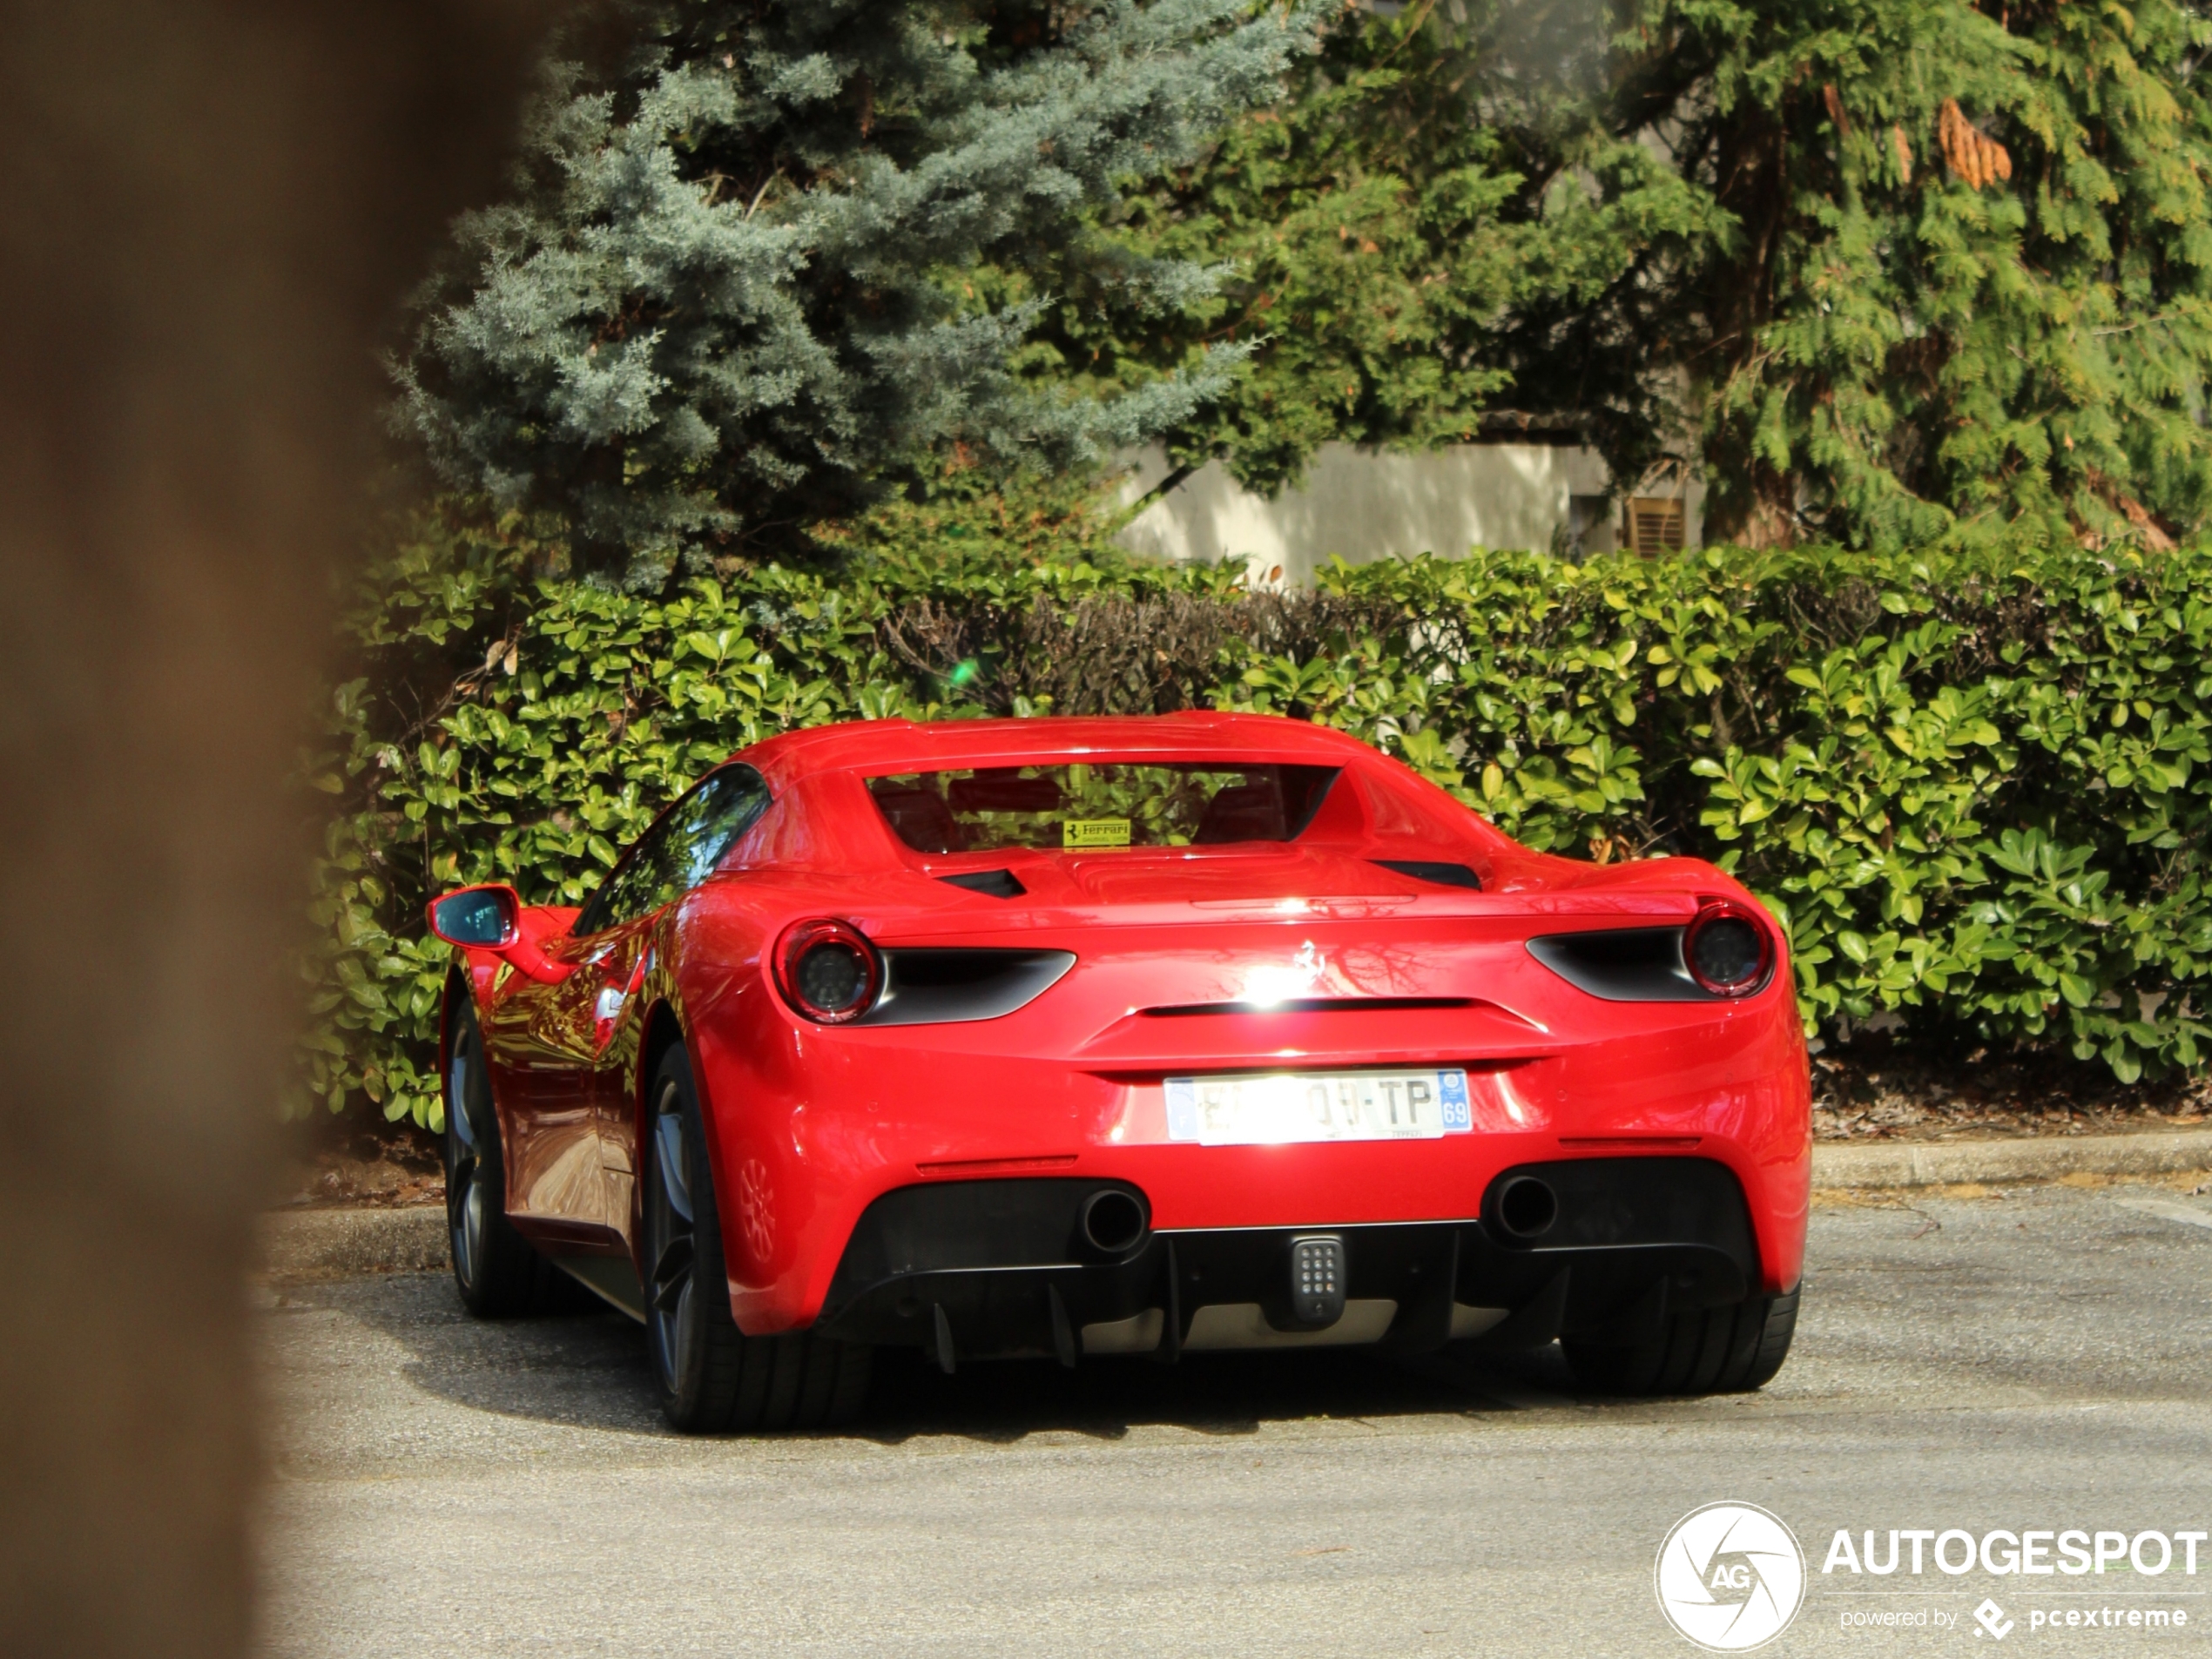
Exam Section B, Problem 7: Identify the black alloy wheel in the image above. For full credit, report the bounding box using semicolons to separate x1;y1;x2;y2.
643;1042;872;1433
443;1001;541;1316
1561;1285;1800;1397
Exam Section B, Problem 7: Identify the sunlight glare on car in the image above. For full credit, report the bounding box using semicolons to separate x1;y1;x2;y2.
1238;967;1302;1007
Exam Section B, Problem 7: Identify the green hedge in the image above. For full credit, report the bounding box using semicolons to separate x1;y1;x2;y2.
306;513;2212;1128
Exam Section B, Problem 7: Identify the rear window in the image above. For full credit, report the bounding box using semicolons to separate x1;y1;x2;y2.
867;764;1339;854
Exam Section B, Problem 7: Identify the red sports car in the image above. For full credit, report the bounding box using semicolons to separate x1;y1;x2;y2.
429;713;1809;1433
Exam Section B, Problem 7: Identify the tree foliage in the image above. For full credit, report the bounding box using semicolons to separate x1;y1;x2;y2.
1073;0;2212;548
1635;0;2212;549
1027;3;1718;495
393;0;1321;581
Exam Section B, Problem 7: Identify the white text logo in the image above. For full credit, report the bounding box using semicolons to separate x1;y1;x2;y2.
1657;1502;1807;1652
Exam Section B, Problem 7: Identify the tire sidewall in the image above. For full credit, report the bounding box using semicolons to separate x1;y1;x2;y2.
443;996;538;1315
647;1042;737;1420
445;1004;496;1298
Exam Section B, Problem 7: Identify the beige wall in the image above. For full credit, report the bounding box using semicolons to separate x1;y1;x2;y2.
1115;442;1705;583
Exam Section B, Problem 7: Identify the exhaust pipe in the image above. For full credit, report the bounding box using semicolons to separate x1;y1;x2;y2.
1079;1188;1148;1256
1496;1176;1558;1240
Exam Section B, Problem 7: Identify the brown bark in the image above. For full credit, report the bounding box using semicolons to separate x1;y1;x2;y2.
0;4;548;1654
1698;105;1799;548
1701;467;1801;549
2084;469;2180;551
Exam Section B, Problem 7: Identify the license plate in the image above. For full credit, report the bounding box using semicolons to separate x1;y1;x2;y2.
1164;1069;1472;1146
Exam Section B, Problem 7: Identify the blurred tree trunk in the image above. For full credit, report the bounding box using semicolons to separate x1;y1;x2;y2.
0;3;546;1654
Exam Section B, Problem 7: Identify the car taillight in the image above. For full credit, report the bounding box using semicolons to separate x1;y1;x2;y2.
774;919;882;1023
1683;900;1773;997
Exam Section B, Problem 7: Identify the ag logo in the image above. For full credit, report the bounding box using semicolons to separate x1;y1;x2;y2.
1656;1501;1806;1651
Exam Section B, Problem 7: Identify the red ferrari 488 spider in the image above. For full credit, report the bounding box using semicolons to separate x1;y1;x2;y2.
429;712;1809;1433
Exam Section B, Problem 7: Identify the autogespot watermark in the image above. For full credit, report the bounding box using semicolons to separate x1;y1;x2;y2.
1821;1527;2208;1579
1656;1502;1808;1651
1820;1527;2204;1642
1658;1511;2208;1648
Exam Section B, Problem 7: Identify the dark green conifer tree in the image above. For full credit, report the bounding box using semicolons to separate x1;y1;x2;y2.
1082;0;2212;549
1034;2;1717;498
1616;0;2212;547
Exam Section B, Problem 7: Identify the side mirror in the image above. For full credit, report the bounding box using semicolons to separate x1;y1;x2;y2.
426;884;570;984
427;885;520;948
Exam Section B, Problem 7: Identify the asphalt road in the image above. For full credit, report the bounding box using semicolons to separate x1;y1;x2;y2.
257;1183;2212;1657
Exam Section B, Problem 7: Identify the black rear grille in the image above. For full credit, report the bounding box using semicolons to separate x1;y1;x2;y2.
1527;927;1710;1001
860;948;1074;1026
1372;859;1483;891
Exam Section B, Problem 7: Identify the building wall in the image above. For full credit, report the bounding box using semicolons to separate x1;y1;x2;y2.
1114;441;1704;583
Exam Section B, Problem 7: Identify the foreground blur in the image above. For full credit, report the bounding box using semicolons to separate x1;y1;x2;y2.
0;6;541;1654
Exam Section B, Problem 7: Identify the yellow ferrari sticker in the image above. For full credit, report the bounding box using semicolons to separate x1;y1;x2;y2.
1062;818;1132;848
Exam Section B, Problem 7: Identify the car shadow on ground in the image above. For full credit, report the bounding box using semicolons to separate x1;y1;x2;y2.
855;1342;1587;1445
290;1270;1600;1446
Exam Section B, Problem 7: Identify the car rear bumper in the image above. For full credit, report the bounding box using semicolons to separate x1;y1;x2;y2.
811;1158;1765;1363
685;968;1811;1335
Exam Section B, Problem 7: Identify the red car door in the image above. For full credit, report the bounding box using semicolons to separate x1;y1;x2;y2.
477;806;691;1244
480;925;613;1241
502;766;776;1250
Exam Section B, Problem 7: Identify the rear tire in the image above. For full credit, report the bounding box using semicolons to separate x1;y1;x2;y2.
1561;1286;1799;1397
443;1001;543;1317
642;1042;872;1434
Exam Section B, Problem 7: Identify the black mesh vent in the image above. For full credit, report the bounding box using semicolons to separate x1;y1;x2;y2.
937;868;1026;899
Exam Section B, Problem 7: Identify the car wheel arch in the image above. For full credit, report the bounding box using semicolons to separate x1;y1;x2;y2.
637;995;686;1103
633;1001;753;1294
634;1000;698;1181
